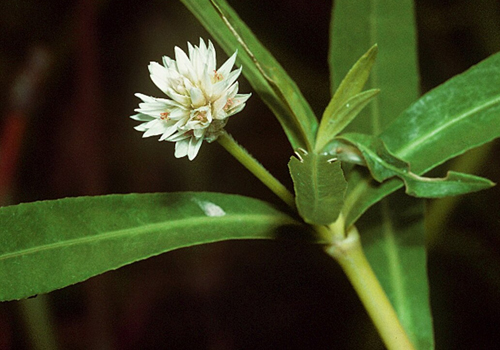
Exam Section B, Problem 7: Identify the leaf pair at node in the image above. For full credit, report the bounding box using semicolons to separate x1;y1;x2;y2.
288;45;380;226
315;45;380;152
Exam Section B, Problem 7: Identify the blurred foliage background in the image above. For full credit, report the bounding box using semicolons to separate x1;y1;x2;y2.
0;0;499;349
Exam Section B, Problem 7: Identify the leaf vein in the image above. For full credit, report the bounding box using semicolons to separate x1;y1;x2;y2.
0;214;292;262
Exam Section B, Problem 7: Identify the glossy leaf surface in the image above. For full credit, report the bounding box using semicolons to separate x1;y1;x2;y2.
180;0;317;150
289;151;347;225
382;51;500;173
0;192;307;301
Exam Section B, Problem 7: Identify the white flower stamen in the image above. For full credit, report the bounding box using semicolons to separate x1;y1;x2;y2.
131;38;251;161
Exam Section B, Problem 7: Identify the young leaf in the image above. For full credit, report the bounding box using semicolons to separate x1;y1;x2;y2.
330;1;419;134
316;45;378;151
288;150;347;225
180;0;317;150
0;192;309;301
338;133;494;198
315;89;380;152
328;45;378;111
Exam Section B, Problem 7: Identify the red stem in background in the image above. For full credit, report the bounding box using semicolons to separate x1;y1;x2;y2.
0;112;27;202
0;47;51;204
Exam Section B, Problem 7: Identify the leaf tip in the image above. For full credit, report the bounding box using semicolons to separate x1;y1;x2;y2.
367;44;379;58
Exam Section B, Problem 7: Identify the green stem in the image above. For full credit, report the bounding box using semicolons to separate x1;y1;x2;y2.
325;225;416;350
18;295;59;350
217;132;296;210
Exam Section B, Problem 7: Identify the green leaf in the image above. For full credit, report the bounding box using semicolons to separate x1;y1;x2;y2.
316;45;378;151
180;0;317;150
315;89;380;152
382;51;500;173
0;192;309;301
345;51;500;223
338;133;494;197
288;150;347;225
404;171;494;198
330;0;419;134
356;196;434;350
331;1;433;349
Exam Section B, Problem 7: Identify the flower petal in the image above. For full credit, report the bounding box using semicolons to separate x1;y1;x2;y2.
148;62;170;94
166;88;190;105
188;136;204;160
134;93;156;103
204;40;217;74
168;131;191;142
159;124;179;141
212;67;242;98
130;113;154;122
189;87;206;108
226;93;252;117
226;103;246;117
223;66;242;89
142;120;167;138
162;55;175;68
174;138;190;158
168;107;189;121
217;51;237;78
134;119;155;132
174;46;196;83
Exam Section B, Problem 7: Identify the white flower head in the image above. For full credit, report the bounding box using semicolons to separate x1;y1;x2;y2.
131;38;251;160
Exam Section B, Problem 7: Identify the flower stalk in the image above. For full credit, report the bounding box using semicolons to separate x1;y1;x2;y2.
217;132;296;210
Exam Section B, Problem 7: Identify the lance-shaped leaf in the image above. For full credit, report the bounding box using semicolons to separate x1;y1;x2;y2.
338;133;494;198
404;171;494;198
382;51;500;173
345;51;500;224
288;150;347;225
0;192;310;302
330;2;419;134
315;89;380;152
180;0;317;150
316;45;378;151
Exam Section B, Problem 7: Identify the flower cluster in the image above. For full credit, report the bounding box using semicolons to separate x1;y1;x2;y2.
131;38;251;160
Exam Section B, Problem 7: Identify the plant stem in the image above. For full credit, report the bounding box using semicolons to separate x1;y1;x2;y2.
217;132;296;210
325;225;416;350
18;295;59;350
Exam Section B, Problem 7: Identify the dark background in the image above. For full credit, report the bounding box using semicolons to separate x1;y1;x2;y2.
1;0;499;349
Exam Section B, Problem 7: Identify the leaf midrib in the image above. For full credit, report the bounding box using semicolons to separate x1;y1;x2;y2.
381;200;409;327
311;155;321;213
0;213;295;261
394;93;500;159
368;0;414;339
